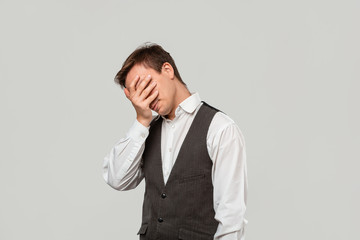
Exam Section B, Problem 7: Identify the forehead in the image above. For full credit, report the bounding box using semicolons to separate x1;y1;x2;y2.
126;64;155;87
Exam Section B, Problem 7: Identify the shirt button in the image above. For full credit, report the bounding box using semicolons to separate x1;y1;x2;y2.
169;148;172;152
171;125;175;128
161;193;167;198
158;217;163;222
141;134;145;138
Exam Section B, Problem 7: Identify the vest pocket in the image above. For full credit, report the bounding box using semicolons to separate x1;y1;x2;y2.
178;228;213;240
178;173;206;184
136;223;148;235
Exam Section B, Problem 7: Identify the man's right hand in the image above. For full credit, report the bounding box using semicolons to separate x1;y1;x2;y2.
124;74;159;127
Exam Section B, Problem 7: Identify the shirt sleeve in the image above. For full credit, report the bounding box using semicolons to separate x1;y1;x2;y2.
102;119;150;191
207;113;248;240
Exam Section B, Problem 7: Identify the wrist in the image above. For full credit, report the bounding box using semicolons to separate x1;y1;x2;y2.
136;116;152;127
127;119;149;142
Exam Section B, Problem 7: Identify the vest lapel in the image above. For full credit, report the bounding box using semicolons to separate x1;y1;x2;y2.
162;102;207;188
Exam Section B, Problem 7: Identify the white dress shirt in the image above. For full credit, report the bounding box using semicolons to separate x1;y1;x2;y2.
103;92;248;240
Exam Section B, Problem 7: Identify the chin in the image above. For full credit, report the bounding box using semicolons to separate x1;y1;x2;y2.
157;109;163;115
156;103;165;115
158;109;168;117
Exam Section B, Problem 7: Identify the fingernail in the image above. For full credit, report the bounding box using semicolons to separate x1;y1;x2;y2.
148;74;151;78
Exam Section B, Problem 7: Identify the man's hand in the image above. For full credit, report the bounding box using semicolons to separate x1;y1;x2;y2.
124;74;159;127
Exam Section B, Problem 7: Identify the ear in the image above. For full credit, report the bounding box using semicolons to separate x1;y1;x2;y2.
161;62;175;79
124;88;130;99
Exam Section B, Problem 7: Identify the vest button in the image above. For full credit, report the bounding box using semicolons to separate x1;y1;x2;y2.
158;217;163;222
161;193;167;198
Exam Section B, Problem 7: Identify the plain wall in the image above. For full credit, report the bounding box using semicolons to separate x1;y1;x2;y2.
1;0;359;239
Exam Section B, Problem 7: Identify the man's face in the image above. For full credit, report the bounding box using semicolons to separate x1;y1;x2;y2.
125;64;176;117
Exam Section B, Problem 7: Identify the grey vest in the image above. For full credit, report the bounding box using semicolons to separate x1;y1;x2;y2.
137;102;220;240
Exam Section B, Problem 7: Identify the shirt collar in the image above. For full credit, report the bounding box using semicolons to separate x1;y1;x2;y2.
160;92;202;120
179;92;201;114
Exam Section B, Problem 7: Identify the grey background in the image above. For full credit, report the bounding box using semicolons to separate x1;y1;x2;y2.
1;0;359;239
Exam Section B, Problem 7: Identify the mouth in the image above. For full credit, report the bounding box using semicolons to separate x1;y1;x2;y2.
151;100;159;111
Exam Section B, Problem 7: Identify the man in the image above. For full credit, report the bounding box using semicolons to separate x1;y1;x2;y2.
103;43;248;240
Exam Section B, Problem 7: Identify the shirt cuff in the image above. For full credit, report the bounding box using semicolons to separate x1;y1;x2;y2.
126;119;150;142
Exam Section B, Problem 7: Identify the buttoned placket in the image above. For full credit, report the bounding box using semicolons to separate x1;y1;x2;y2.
162;108;183;184
163;120;176;183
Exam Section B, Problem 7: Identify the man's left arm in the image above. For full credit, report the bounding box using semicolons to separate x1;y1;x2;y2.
208;114;248;240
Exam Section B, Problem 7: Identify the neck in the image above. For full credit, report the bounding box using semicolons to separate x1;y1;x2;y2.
166;83;191;120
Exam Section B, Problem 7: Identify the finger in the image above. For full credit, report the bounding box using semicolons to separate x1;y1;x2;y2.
140;80;157;100
135;74;149;91
128;75;140;92
145;89;159;107
135;75;143;90
148;86;158;108
150;98;158;109
136;75;152;97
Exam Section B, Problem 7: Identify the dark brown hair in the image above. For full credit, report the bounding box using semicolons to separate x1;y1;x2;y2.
114;43;185;89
